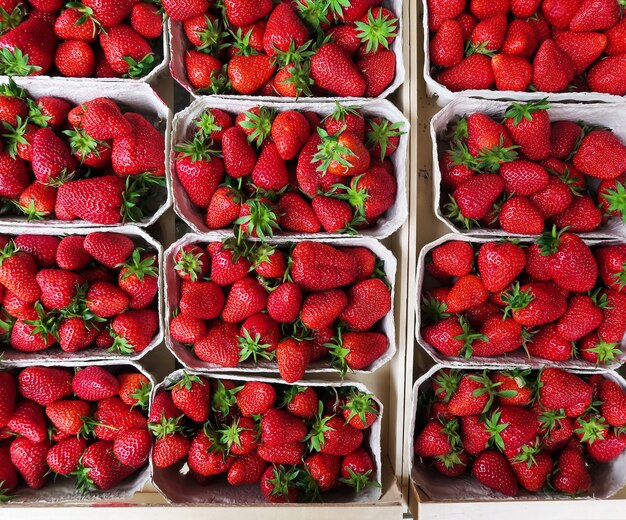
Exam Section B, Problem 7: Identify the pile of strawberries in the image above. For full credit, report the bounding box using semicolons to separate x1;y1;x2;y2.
0;81;166;225
0;364;153;499
175;103;402;236
420;232;626;365
427;0;626;95
414;367;626;497
0;231;160;357
439;100;626;235
150;373;380;503
169;238;391;381
164;0;399;96
0;0;163;78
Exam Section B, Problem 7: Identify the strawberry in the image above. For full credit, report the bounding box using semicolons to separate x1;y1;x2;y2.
537;228;597;292
174;245;209;282
598;288;626;342
470;0;510;19
55;40;95;78
427;0;465;31
118;373;151;410
504;100;551;161
194;321;240;366
31;128;77;184
161;0;209;21
340;447;378;492
327;330;387;373
228;54;276;95
472;450;518;497
179;281;224;320
511;448;552;492
112;113;165;176
485;406;539;458
276;338;311;383
580;333;622;366
477;241;525;293
75;440;136;491
557;295;603;341
491;53;532;91
36;269;83;309
539;368;592;417
570;0;619;32
0;18;56;76
447;174;505;227
290;242;358;291
18;367;72;406
471;316;524;357
10;437;49;490
118;250;158;310
46;400;91;436
0;371;16;429
315;127;370;177
188;426;235;476
304;452;340;492
99;24;154;78
184;50;223;91
110;309;159;354
267;282;302;323
533;39;575;93
552;194;603;233
470;14;507;52
94;397;147;440
236;382;275;417
0;152;29;199
554;31;607;76
239;312;281;359
113;428;152;467
357;49;396;97
599;378;626;427
83;232;133;268
0;241;40;303
251;142;289;191
46;436;86;476
311;43;366;97
494;370;532;407
437;54;494;92
131;3;163;39
431;241;474;277
207;241;251;286
541;0;581;29
86;281;130;319
309;414;363;456
149;391;181;423
263;2;309;56
573;130;626;180
422;316;479;358
283;386;318;419
301;289;347;330
170;372;210;422
222;276;267;323
175;145;223;201
8;400;46;443
500;160;549;196
224;0;272;27
226;451;267;486
342;389;378;429
448;373;498;416
151;432;190;468
503;282;567;326
260;465;299;503
340;278;390;330
72;366;119;401
446;274;489;314
553;448;591;494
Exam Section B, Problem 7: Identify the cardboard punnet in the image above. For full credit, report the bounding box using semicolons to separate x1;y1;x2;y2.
163;233;397;376
0;225;164;364
409;364;626;501
168;0;405;100
0;23;169;85
421;0;625;107
415;233;626;369
170;97;409;239
0;77;172;229
431;97;626;239
3;359;155;504
150;369;383;504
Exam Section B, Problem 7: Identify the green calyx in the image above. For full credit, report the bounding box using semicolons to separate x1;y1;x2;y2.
120;247;157;282
324;326;352;376
483;409;509;452
273;40;314;68
129;380;152;410
175;134;221;162
324;102;361;127
217;417;256;453
469;371;518;414
294;0;331;30
574;414;608;445
174;247;206;282
63;127;109;164
169;371;204;392
235;199;280;240
447;141;479;171
452;316;487;359
237;107;275;147
196;16;229;54
1;116;29;158
586;335;621;366
602;180;626;222
0;4;24;36
238;328;275;363
432;369;461;403
354;8;398;54
194;110;223;140
338;467;380;495
148;413;185;440
465;41;495;57
536;225;567;256
267;465;300;500
341;388;379;427
511;443;542;468
278;61;314;98
366;117;405;162
313;126;355;174
229;27;260;57
23;301;61;344
444;195;478;230
503;99;550;126
0;48;41;76
121;172;166;223
196;65;232;96
502;282;535;319
211;380;243;417
304;401;334;452
122;53;156;79
474;137;519;172
0;479;15;502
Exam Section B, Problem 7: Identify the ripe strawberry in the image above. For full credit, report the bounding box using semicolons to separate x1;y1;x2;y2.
597;288;626;342
118;250;158;310
290;242;358;291
184;50;223;90
580;333;622;366
170;313;206;345
117;372;150;410
276;338;311;383
170;372;210;422
448;373;498;416
112;113;165;176
179;280;224;320
554;31;607;76
356;49;396;97
300;289;348;330
309;414;363;456
54;236;90;271
151;432;190;468
529;174;573;218
504;101;551;161
0;152;29;200
556;295;603;341
340;447;378;492
72;366;119;402
304;452;340;492
0;371;16;428
532;39;575;93
99;24;154;78
36;269;83;309
8;400;46;443
445;275;490;314
0;18;56;76
271;111;310;161
550;121;583;160
342;389;379;429
239;312;281;359
113;428;152;467
486;406;539;458
437;54;494;92
18;367;72;406
493;370;533;407
470;0;510;19
46;436;86;476
236;382;275;417
188;427;235;476
541;0;581;29
511;448;552;492
110;310;159;354
552;194;603;233
470;14;507;52
0;242;40;303
228;54;276;95
227;451;267;486
431;241;474;277
471;316;524;357
263;2;308;56
10;437;49;490
55;175;127;225
472;450;518;497
149;391;181;423
94;397;147;440
283;386;318;419
574;130;626;180
422;316;477;358
222;276;267;323
476;241;525;293
447;174;505;226
430;20;463;68
260;465;299;503
427;0;465;31
340;278;391;330
76;440;136;491
503;282;567;326
86;281;130;318
311;43;366;97
539;368;592;417
194;321;240;366
131;3;163;39
266;282;302;324
552;447;591;494
327;331;387;373
55;40;95;77
599;378;626;427
570;0;619;31
46;400;91;436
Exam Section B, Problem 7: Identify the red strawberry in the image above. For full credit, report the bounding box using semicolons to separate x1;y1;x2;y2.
10;437;49;489
276;338;311;383
47;437;86;476
470;0;510;19
437;54;494;92
55;175;127;225
224;0;272;27
541;0;581;29
118;250;158;310
161;0;209;21
46;400;91;436
8;400;46;443
448;373;497;416
18;367;72;406
83;232;134;268
340;447;378;492
271;111;310;161
227;451;267;485
260;465;299;503
194;321;240;366
0;371;16;428
151;432;190;469
471;316;524;357
598;289;626;342
118;372;151;409
557;295;603;341
552;195;602;233
99;24;154;78
504;100;551;161
263;1;308;56
533;39;575;93
356;49;396;97
472;450;518;497
0;242;40;303
114;428;152;467
112;113;165;176
72;366;119;401
290;242;358;291
110;310;159;354
470;14;507;52
228;54;276;95
430;20;464;68
493;56;532;93
552;448;591;494
76;440;135;491
573;130;626;180
448;174;505;226
477;241;525;292
170;372;210;422
284;386;318;419
570;0;619;32
511;449;552;492
427;0;465;31
301;289;348;330
311;43;366;97
539;368;592;417
554;31;607;75
131;3;163;39
0;18;56;75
